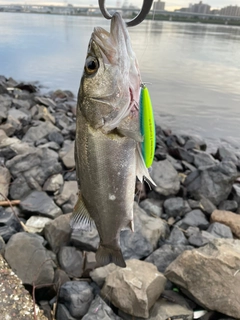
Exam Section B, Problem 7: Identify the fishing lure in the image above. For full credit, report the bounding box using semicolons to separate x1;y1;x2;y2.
139;84;156;168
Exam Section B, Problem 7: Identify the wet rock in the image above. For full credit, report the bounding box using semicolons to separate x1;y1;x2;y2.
0;166;11;200
165;227;189;245
48;131;64;146
82;295;121;320
71;226;100;252
184;162;239;206
179;209;209;230
25;216;52;233
101;259;166;319
139;199;163;218
151;160;180;196
120;203;169;260
145;244;193;273
207;222;233;239
58;281;94;318
43;173;64;193
22;121;59;142
4;232;54;286
165;239;240;319
20;190;62;219
44;213;71;253
90;263;119;288
58;246;83;278
163;197;191;218
218;200;238;212
0;207;22;242
211;210;240;238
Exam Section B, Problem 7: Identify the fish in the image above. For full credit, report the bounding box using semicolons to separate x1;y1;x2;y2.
71;12;155;268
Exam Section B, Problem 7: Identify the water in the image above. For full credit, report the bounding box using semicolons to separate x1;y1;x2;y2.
1;12;240;150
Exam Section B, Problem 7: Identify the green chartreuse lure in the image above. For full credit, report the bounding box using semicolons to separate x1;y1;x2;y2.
140;85;156;168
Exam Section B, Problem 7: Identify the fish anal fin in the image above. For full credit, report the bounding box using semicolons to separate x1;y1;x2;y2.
96;245;126;268
136;143;156;186
70;194;94;230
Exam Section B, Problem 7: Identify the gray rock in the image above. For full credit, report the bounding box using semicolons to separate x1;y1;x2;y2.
20;190;62;219
184;135;207;151
90;263;120;288
56;303;77;320
33;104;55;123
22;121;59;142
55;181;78;206
71;226;100;252
0;166;11;200
48;131;64;146
145;244;193;273
44;213;71;253
120;203;169;260
25;216;52;234
165;239;240;319
207;222;233;239
151;160;180;196
179;209;209;230
8;108;31;123
101;259;166;319
163;197;191;218
215;146;239;164
193;150;216;168
169;147;194;163
218;200;238;212
38;141;60;151
82;295;122;320
165;227;189;245
139;198;163;218
0;235;5;255
60;140;75;169
82;252;97;277
12;98;31;110
188;198;216;215
43;173;64;193
35;96;57;109
166;154;183;172
58;246;84;278
188;229;210;247
232;183;240;206
184;162;239;206
211;209;240;238
4;232;54;286
0;207;22;242
58;281;94;318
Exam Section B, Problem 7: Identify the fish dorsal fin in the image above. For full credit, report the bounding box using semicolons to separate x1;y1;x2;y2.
70;193;94;230
136;143;156;186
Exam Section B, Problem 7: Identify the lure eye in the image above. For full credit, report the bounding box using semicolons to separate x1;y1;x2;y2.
85;56;99;75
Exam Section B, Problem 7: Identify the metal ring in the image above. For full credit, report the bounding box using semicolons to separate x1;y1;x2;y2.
98;0;154;27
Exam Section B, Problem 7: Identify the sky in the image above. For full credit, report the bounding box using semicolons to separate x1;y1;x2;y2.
0;0;240;11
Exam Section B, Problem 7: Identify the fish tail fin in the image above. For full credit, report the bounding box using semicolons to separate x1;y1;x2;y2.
96;245;126;268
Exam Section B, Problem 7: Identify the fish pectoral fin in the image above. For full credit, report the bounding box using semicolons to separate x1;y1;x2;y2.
70;194;94;230
96;244;126;268
117;127;143;142
136;143;156;186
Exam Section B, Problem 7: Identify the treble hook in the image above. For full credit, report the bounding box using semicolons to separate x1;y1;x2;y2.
98;0;154;27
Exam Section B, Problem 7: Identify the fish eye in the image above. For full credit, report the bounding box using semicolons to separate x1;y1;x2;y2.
85;56;99;75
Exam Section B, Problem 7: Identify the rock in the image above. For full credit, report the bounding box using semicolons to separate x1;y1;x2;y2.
218;200;238;212
193;150;216;168
25;216;52;233
187;229;210;247
211;210;240;238
188;198;216;215
215;146;239;163
48;131;64;146
90;263;120;288
163;197;191;218
71;226;100;252
184;162;239;206
151;160;180;196
58;246;83;278
12;98;31;110
58;281;94;318
15;82;37;93
179;209;209;230
165;239;240;319
168;147;194;163
139;199;163;218
0;236;5;254
166;154;183;171
165;227;188;245
82;252;97;277
7;148;62;199
82;295;121;320
55;181;78;206
33;105;55;123
44;213;71;253
145;244;193;273
207;222;233;239
0;166;11;200
20;190;62;219
60;140;75;169
0;254;48;320
0;207;22;242
22;121;59;142
54;269;71;293
232;183;240;206
35;96;56;109
38;141;60;151
184;135;207;151
4;232;54;286
8;108;31;124
182;160;196;172
56;303;77;320
101;259;166;318
120;203;169;260
43;173;64;193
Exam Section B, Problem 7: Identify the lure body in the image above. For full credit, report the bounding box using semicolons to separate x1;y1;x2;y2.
140;85;156;168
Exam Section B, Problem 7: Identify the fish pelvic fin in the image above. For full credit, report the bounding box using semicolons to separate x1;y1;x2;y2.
96;245;126;268
70;193;94;230
136;143;156;186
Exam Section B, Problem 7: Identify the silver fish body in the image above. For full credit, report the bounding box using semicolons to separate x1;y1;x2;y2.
71;13;154;267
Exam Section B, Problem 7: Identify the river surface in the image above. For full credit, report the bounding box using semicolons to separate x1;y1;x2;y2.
1;12;240;150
